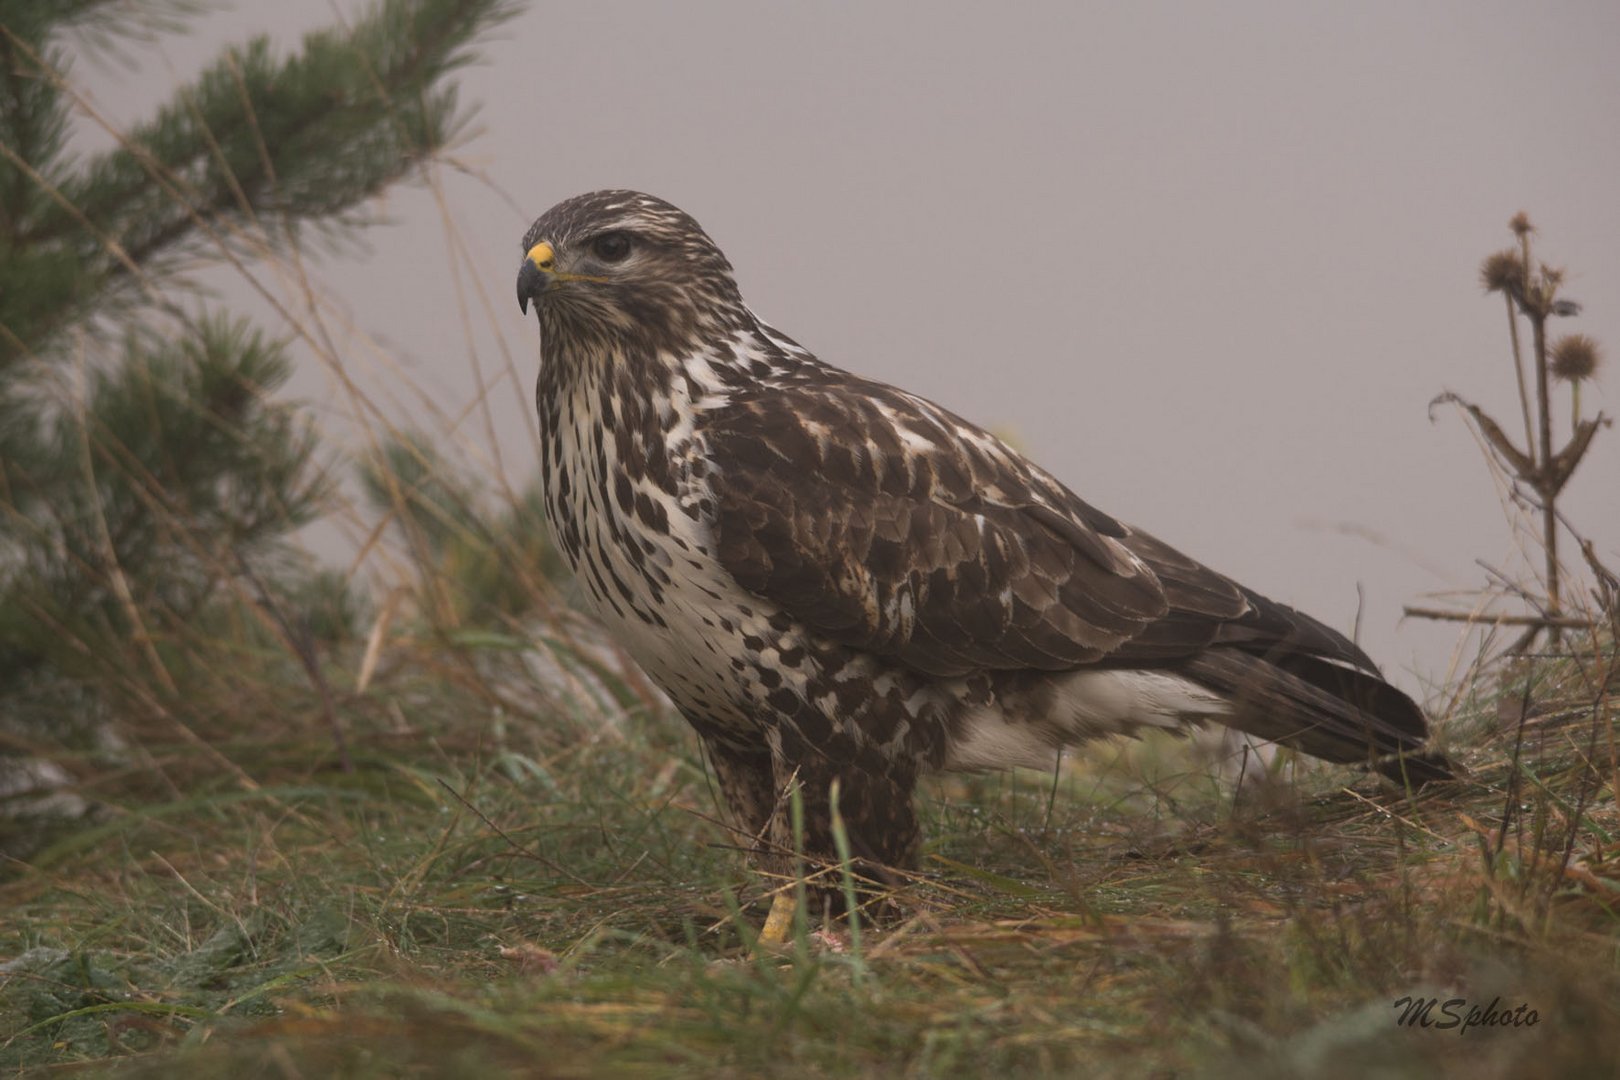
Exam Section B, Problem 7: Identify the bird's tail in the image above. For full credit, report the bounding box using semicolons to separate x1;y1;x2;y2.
1179;648;1452;785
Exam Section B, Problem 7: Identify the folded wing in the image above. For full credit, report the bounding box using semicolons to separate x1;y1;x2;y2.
704;368;1440;777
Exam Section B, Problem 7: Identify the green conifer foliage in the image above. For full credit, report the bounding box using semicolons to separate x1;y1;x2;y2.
0;0;517;740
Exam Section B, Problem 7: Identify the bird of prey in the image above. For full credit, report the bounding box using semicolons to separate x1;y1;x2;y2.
516;190;1445;936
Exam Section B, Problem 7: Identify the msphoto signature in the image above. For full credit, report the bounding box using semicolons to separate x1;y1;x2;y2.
1392;995;1541;1034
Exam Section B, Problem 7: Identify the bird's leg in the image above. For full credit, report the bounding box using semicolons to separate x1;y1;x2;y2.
700;732;920;944
700;735;801;945
702;735;778;851
758;889;799;946
763;753;921;934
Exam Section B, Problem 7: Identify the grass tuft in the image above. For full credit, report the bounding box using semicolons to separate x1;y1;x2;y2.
5;629;1618;1076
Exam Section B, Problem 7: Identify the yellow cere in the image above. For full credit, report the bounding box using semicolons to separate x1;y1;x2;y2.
526;241;555;270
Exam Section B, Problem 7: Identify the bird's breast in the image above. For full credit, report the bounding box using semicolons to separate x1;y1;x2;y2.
536;369;763;726
532;354;954;766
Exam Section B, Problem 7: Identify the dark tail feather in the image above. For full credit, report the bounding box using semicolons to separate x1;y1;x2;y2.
1373;749;1453;786
1180;649;1451;784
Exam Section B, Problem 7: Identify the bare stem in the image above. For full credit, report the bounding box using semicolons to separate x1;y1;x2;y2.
1531;309;1560;632
1505;293;1534;454
1403;606;1591;629
1521;229;1562;643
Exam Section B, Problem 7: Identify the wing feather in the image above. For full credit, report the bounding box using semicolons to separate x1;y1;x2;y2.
706;379;1175;676
702;360;1441;774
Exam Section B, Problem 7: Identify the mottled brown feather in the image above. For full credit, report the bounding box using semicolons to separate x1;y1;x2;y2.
708;379;1176;677
705;368;1440;772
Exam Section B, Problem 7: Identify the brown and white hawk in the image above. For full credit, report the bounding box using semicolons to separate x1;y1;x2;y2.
516;190;1445;931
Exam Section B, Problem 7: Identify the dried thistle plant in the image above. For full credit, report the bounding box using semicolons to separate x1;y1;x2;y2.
1426;213;1610;650
1552;334;1603;432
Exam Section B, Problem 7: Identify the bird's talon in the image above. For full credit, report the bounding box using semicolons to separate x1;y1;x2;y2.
756;892;798;948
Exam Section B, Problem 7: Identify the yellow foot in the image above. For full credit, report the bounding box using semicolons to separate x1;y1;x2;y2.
757;891;798;947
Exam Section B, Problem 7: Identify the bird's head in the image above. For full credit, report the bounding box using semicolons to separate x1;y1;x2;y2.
517;190;747;352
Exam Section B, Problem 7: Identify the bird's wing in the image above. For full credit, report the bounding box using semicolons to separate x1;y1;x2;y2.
704;371;1254;678
703;360;1444;776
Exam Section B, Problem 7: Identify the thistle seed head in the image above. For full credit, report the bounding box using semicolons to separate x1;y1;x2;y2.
1551;334;1602;382
1480;249;1525;294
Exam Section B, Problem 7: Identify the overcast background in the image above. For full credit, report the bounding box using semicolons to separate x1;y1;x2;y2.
70;1;1620;700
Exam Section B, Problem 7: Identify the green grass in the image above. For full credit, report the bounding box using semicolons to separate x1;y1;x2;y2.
4;633;1619;1077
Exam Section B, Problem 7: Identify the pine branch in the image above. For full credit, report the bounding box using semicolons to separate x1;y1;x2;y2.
1;0;528;764
2;0;520;363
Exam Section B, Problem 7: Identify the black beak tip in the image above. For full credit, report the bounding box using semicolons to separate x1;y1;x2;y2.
517;260;543;315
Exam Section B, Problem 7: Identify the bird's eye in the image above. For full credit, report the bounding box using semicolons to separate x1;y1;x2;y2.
591;232;633;262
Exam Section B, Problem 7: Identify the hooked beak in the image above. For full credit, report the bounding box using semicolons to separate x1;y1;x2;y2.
516;239;611;314
516;241;555;315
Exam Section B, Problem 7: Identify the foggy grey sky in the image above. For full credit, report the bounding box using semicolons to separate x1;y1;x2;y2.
69;1;1620;698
